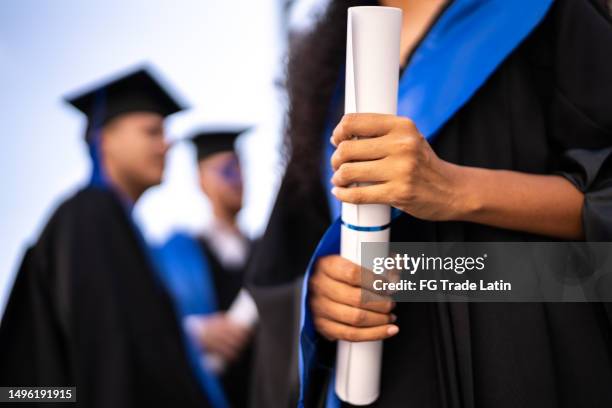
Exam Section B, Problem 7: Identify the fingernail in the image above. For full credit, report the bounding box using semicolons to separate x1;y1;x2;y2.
331;187;338;196
387;325;399;336
390;313;397;323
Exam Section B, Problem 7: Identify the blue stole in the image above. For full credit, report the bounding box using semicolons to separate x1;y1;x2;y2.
154;233;219;315
302;1;554;407
153;233;230;408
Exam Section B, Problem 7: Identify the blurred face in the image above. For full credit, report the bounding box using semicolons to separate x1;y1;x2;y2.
101;111;168;191
198;151;243;216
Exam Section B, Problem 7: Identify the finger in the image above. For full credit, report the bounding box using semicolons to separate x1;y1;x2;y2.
311;294;396;327
332;113;402;146
331;183;391;205
221;336;243;353
223;326;249;347
216;342;240;361
217;333;243;356
317;255;361;286
204;334;238;358
227;326;251;345
330;137;390;170
310;271;395;313
317;255;396;295
314;316;399;342
332;159;395;187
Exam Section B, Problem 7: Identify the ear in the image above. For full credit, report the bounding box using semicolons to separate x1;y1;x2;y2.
198;161;212;197
98;127;111;157
99;117;124;158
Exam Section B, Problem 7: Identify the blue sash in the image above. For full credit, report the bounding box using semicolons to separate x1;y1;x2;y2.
155;233;219;315
301;0;554;406
154;233;229;408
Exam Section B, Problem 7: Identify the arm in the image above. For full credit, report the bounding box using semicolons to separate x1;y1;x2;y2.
329;113;584;240
311;113;587;342
447;165;583;240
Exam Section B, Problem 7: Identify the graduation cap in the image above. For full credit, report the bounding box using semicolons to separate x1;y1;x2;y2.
188;127;251;161
64;65;186;140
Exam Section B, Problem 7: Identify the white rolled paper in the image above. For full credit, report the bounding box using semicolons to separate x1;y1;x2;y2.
188;289;259;374
335;6;402;406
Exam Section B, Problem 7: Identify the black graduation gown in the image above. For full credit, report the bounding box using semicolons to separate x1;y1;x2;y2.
0;186;211;408
199;239;247;311
247;0;612;407
198;239;254;408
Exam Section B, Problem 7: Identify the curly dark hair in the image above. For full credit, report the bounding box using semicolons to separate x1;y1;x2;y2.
282;0;374;199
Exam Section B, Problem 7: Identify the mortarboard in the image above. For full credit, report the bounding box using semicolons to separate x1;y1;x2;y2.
188;127;251;161
64;65;186;140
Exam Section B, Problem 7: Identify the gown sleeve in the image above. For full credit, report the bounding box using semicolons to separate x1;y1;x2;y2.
550;0;612;241
557;147;612;240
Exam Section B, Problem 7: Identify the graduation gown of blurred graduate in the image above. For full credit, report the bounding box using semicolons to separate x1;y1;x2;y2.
0;186;215;408
154;231;254;408
0;67;216;407
153;128;255;408
247;0;612;407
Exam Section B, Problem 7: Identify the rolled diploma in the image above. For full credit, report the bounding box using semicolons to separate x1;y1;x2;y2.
201;289;259;374
335;6;401;405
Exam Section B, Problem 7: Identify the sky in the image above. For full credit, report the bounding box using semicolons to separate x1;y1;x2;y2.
0;0;308;313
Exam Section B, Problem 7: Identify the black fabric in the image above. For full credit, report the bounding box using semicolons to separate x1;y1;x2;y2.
64;66;185;131
248;0;612;407
198;239;254;408
199;239;245;310
190;129;249;161
0;187;210;408
557;147;612;240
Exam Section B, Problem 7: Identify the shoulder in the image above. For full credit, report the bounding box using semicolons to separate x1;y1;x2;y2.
58;186;118;215
155;231;203;263
158;231;199;251
37;186;123;244
154;231;209;275
546;0;612;40
539;0;611;24
515;0;612;138
54;186;120;220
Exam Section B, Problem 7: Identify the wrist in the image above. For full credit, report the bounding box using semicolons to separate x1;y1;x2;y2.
446;163;484;221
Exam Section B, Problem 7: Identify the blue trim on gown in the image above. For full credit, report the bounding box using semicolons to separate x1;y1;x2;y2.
153;233;230;408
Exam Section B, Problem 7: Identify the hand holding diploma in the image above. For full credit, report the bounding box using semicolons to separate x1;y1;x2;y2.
324;6;402;405
309;255;398;342
185;312;251;363
329;113;467;222
329;111;586;239
185;289;258;373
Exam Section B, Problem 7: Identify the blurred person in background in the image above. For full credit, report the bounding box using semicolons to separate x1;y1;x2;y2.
248;0;612;407
0;66;223;408
155;128;256;408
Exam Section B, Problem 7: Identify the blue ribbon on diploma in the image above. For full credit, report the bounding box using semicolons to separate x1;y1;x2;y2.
340;219;393;232
300;0;554;406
